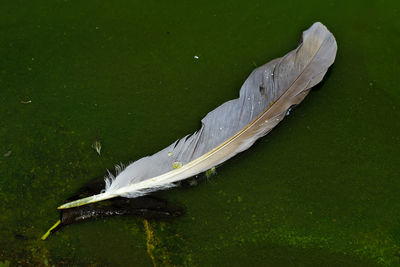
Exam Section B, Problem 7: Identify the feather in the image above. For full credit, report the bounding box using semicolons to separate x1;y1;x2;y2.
58;22;337;209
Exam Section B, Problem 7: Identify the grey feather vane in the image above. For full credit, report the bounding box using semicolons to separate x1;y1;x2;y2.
58;22;337;209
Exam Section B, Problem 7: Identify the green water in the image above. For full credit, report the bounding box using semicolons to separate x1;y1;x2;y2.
1;0;399;266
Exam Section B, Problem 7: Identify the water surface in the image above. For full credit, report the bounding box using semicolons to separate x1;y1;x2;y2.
1;0;399;266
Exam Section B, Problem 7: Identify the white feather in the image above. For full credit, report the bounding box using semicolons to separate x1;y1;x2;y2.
58;22;337;209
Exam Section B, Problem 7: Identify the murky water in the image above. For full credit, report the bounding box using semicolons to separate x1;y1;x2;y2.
1;0;399;266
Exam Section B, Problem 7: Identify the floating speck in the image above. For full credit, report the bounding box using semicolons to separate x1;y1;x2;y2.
3;150;12;157
205;166;217;178
92;140;101;155
21;100;32;104
194;56;199;59
173;161;182;169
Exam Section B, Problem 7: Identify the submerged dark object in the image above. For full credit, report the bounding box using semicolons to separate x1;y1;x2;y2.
41;177;185;240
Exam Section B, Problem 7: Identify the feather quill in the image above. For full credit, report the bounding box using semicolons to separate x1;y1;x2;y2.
58;22;337;209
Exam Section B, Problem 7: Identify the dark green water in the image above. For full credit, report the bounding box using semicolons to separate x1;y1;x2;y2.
1;0;399;266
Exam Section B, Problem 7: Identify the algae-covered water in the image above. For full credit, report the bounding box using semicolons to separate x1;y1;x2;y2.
1;0;400;266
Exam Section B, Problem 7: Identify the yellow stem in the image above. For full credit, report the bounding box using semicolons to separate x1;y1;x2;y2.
41;220;61;240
